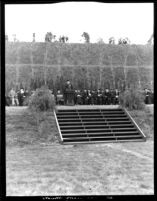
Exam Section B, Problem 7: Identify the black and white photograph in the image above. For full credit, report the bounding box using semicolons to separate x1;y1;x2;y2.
5;2;154;196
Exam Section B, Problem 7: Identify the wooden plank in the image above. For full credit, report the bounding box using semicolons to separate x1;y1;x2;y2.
123;108;147;139
62;139;145;145
63;135;142;140
54;110;63;142
62;131;140;136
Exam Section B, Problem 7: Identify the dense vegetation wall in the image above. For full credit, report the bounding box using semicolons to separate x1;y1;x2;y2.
5;42;153;92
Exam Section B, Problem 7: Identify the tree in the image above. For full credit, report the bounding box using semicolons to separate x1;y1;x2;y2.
59;35;69;43
118;37;130;45
123;37;130;44
147;34;153;45
13;34;17;42
97;38;104;44
65;36;69;42
32;33;35;42
118;38;123;45
109;37;115;44
81;32;90;43
45;32;56;42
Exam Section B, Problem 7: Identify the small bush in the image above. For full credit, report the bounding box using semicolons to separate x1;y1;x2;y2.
119;88;145;110
23;96;30;106
29;86;55;111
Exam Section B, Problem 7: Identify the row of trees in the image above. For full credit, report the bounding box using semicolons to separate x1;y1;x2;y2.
45;32;69;43
44;32;89;43
45;32;130;44
5;64;153;94
6;42;153;66
5;32;153;45
5;33;131;44
5;42;153;93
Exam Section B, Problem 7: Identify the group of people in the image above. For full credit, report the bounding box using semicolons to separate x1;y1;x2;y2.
5;88;30;106
56;89;120;105
55;80;120;105
56;80;154;106
144;88;154;104
5;81;154;107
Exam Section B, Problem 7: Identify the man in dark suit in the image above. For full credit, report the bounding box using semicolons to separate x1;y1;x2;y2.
17;88;25;106
115;89;120;105
82;89;88;105
104;89;111;105
76;90;83;105
64;80;73;91
97;89;103;105
87;90;92;105
56;90;64;105
144;88;151;104
63;80;74;105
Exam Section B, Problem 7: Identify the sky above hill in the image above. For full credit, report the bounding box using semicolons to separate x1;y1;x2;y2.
5;2;153;44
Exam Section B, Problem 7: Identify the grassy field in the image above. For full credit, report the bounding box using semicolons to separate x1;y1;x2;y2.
6;106;154;196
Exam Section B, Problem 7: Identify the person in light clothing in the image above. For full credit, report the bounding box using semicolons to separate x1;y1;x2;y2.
8;88;16;106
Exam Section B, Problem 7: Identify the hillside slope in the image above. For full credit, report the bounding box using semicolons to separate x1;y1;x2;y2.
6;42;153;65
5;42;153;91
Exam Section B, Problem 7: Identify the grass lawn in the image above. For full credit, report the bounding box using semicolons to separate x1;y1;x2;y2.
6;106;154;196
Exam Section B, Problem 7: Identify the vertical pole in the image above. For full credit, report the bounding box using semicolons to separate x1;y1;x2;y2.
44;42;48;85
109;56;115;89
72;67;75;88
99;67;102;89
33;33;35;42
59;43;62;78
108;55;115;89
16;46;20;90
30;42;34;90
99;44;103;89
123;54;128;90
135;46;141;90
86;66;89;89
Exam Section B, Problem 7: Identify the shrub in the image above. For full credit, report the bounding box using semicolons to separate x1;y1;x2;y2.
23;96;30;106
29;85;55;111
119;88;145;110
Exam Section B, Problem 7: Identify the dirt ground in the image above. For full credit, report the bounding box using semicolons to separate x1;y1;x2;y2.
6;106;154;196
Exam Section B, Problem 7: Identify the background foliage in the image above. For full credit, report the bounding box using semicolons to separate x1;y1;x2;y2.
119;88;145;110
5;42;153;93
